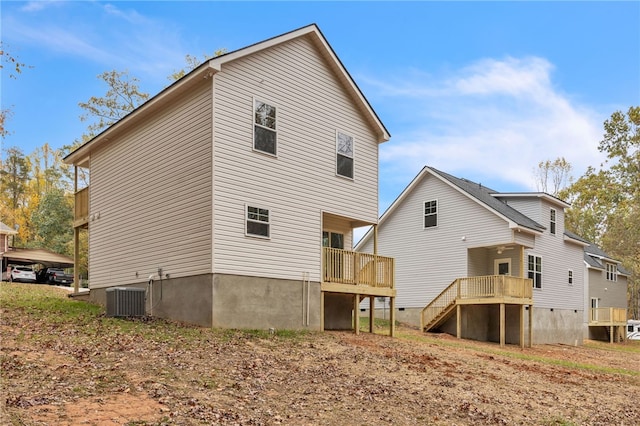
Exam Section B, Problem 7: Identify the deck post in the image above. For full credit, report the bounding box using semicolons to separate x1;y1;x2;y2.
528;305;533;347
610;325;614;344
456;304;461;339
72;165;80;295
500;303;505;347
389;296;395;337
320;292;325;331
519;304;525;349
369;296;375;333
354;294;360;335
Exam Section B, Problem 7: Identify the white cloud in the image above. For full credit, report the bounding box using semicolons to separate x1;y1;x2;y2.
366;56;606;200
6;3;188;84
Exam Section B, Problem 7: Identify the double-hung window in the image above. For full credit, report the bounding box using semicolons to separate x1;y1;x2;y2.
336;131;354;179
246;206;270;238
254;99;277;155
528;255;542;289
606;263;617;282
424;200;437;228
550;208;557;235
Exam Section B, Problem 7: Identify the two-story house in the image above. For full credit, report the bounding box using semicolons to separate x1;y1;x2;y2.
357;166;587;346
64;24;396;334
583;242;629;342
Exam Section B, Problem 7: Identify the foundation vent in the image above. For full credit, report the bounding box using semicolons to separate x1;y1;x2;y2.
106;287;146;317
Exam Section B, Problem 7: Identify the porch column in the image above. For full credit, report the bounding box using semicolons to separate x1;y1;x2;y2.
373;224;378;287
456;304;461;339
354;294;360;335
373;224;378;255
519;304;525;349
528;305;533;347
389;296;395;337
500;303;505;347
369;296;375;333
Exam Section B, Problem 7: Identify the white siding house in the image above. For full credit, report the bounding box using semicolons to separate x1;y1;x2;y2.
65;24;395;332
582;242;629;342
357;166;588;345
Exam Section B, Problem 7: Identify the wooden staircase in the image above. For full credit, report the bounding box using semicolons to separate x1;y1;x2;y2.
420;275;534;332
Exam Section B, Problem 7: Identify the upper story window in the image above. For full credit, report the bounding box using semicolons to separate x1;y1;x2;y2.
246;205;270;238
550;208;557;235
424;200;438;228
606;263;617;282
336;131;354;179
254;99;277;156
528;255;542;289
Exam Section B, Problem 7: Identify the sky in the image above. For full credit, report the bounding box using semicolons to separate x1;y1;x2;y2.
2;1;639;215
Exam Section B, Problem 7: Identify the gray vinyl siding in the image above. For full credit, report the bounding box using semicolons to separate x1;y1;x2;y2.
211;35;378;282
89;83;213;288
587;268;628;309
361;174;515;308
524;200;583;310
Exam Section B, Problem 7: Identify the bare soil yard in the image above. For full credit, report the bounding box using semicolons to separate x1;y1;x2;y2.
1;283;639;425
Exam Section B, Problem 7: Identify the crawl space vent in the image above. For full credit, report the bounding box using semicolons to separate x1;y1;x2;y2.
106;287;146;317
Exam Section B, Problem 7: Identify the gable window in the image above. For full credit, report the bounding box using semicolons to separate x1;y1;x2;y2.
550;208;557;235
254;99;277;155
528;255;542;289
606;263;617;282
424;200;437;228
246;206;270;238
568;269;573;286
336;131;354;179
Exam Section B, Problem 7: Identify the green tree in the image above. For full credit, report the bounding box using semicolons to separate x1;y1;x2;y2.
30;189;73;255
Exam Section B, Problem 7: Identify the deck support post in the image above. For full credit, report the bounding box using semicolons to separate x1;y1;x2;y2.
528;305;533;347
369;296;375;333
610;325;614;344
389;296;395;337
519;304;525;349
456;304;461;339
500;303;505;347
320;292;325;332
73;165;80;295
354;294;360;335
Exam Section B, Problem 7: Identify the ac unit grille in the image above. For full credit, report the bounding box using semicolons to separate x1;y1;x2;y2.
106;287;146;317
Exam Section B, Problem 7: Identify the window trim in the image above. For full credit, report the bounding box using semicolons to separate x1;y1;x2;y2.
550;208;557;235
527;254;542;289
568;269;573;286
606;263;618;282
245;204;271;239
423;199;438;229
253;98;278;157
335;130;355;180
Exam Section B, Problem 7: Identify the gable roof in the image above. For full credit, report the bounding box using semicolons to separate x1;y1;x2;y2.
583;241;631;276
357;166;546;248
64;24;389;168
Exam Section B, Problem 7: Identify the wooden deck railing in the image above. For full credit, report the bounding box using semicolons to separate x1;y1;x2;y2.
589;307;627;325
421;275;533;331
323;247;394;289
74;187;89;227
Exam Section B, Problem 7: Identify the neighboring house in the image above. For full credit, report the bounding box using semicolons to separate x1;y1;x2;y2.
357;166;588;346
582;242;629;342
64;24;396;333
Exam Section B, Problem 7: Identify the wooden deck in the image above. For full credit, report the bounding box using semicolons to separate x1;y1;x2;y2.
421;275;533;347
589;307;627;343
321;247;396;336
74;187;89;228
321;247;395;297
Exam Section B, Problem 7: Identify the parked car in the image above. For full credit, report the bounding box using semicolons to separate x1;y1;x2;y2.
10;266;37;283
36;268;73;286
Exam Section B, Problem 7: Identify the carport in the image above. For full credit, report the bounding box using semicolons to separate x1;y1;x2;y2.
2;248;74;278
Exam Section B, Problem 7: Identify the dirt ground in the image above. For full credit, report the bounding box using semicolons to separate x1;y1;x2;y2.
1;284;639;425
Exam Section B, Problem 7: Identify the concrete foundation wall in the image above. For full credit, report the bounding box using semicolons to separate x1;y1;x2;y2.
324;293;355;330
212;274;321;330
527;307;583;345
